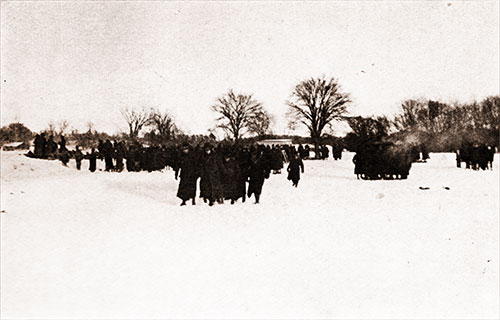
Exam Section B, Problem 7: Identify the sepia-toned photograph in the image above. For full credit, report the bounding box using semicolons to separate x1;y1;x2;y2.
1;1;499;319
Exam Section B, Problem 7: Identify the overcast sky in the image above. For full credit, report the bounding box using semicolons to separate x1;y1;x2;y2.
1;1;499;136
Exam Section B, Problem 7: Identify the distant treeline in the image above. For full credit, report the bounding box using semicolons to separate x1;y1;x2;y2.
1;94;498;152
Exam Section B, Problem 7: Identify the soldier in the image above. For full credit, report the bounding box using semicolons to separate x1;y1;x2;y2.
421;144;429;162
247;149;270;204
87;148;97;172
222;153;244;204
33;134;45;158
59;149;71;166
113;141;124;172
200;144;225;206
471;144;481;170
59;135;67;152
298;144;305;159
176;144;199;206
304;145;311;159
102;139;114;172
270;146;284;174
487;146;495;170
45;135;58;159
287;152;304;187
333;143;342;160
455;149;461;168
74;146;84;170
322;145;329;160
352;150;363;179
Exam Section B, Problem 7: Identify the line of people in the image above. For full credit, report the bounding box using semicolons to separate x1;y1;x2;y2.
456;144;495;170
175;143;305;206
28;136;308;205
352;143;413;180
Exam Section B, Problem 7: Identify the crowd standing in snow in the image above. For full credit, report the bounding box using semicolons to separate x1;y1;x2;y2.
352;142;413;180
28;134;342;205
455;143;495;170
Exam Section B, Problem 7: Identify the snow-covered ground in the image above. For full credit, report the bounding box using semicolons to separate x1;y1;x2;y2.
1;150;499;319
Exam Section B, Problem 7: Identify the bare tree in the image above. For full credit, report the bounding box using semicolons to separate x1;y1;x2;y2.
212;89;267;141
121;107;151;138
47;121;56;136
57;120;69;135
86;121;95;134
287;76;350;154
148;108;180;142
247;109;273;137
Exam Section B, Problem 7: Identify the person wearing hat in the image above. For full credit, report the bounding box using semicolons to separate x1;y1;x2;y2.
176;143;200;206
200;143;225;206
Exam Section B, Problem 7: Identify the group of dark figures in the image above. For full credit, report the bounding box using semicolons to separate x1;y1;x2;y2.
174;143;305;206
456;144;495;170
296;143;343;160
352;143;413;180
28;134;312;206
25;134;497;198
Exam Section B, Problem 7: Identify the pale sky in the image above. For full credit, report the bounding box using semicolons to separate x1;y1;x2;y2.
1;1;499;136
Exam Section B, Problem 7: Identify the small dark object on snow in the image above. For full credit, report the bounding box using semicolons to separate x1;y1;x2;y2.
419;187;430;190
443;186;450;190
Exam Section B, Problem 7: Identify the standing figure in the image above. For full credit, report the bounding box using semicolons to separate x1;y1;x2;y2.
102;139;114;172
304;145;311;159
222;153;245;204
45;135;58;159
87;148;97;172
59;135;67;152
287;152;304;187
247;150;270;204
33;133;46;158
74;146;84;170
176;144;199;206
200;144;225;206
455;149;461;168
114;141;125;172
487;146;495;170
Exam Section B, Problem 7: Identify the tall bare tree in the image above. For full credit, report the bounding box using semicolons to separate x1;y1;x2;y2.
121;107;151;138
57;120;69;135
212;89;268;140
247;109;273;137
147;108;180;143
287;76;350;152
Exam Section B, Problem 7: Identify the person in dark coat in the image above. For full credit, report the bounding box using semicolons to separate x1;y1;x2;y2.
333;143;343;160
287;152;304;187
176;144;199;206
87;148;97;172
114;141;125;172
247;150;270;204
59;149;71;166
352;151;363;179
298;144;305;159
222;154;241;204
200;144;225;206
304;145;311;159
487;146;495;170
236;147;250;203
59;135;67;152
74;146;84;170
455;149;461;168
471;144;481;170
45;135;58;159
33;134;45;158
270;146;284;174
102;139;114;172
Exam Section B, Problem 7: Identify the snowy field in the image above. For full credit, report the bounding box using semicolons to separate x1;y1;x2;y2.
1;150;499;319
